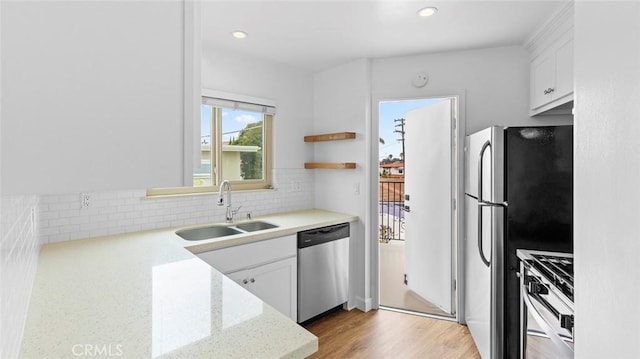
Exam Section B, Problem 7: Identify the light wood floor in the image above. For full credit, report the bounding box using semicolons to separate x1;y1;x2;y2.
304;308;481;359
379;241;449;316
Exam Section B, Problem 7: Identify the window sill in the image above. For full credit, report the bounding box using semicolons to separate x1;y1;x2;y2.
144;186;276;199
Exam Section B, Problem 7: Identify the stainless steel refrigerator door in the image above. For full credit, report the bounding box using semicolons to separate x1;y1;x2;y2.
464;126;505;359
465;194;491;358
465;127;491;198
464;126;505;204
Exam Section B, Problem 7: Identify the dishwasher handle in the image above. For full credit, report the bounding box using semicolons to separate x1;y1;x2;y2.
298;223;350;248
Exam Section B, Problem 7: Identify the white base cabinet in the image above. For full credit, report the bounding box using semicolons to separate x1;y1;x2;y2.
196;235;298;321
226;257;297;320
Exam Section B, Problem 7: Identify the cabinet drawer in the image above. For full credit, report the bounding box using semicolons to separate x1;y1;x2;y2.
196;235;296;274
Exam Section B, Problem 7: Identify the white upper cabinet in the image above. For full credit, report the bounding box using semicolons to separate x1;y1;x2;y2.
526;3;574;116
554;36;574;100
531;53;556;110
530;31;574;113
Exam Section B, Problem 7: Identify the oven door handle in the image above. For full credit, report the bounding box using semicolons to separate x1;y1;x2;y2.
521;283;574;357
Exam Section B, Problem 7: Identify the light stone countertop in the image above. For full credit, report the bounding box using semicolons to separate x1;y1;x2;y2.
20;209;358;359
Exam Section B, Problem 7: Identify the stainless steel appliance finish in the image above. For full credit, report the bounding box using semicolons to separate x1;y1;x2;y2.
465;126;506;359
297;223;349;323
464;126;573;358
518;249;574;358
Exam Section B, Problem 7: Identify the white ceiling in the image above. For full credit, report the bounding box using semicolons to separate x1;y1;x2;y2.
201;0;568;72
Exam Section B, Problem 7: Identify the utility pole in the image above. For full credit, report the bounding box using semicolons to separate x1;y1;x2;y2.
394;118;405;163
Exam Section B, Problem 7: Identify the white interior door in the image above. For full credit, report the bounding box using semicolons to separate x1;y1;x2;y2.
404;98;453;314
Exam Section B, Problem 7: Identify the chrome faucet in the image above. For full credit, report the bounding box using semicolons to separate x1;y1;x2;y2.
217;180;240;223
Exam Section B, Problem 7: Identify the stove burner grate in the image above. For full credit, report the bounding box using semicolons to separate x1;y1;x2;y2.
531;253;574;302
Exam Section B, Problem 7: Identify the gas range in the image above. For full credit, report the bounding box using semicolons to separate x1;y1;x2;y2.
517;249;574;358
526;251;574;304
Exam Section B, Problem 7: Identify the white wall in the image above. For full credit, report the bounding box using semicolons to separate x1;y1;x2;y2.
312;58;371;310
201;47;314;170
574;2;640;358
372;46;572;135
1;1;185;195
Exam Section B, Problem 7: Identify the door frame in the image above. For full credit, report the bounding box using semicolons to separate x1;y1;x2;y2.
369;91;467;323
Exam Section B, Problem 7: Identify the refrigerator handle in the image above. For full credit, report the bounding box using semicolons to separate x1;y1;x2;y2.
477;140;491;204
478;202;491;267
477;140;492;267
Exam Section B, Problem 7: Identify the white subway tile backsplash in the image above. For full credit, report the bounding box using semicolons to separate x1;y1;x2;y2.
1;195;40;358
37;169;315;244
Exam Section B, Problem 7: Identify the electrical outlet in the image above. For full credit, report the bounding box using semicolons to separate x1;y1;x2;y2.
353;182;360;195
80;193;92;209
292;180;302;192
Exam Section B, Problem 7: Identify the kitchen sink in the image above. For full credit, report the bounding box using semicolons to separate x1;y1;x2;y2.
175;221;279;241
176;225;242;241
234;221;279;232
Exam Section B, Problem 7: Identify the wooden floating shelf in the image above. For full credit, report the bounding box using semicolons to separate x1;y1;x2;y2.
304;162;356;170
304;132;356;142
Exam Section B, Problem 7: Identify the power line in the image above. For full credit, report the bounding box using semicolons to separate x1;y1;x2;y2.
222;124;263;136
394;118;405;162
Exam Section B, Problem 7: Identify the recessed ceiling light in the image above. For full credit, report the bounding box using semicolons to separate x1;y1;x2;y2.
417;7;438;17
231;31;248;39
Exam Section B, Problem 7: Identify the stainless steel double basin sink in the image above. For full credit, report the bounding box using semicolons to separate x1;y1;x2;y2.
176;221;279;241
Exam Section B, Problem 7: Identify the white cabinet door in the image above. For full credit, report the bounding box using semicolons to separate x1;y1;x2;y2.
226;268;249;285
554;37;574;100
531;54;555;109
529;28;574;115
227;257;297;321
247;257;297;321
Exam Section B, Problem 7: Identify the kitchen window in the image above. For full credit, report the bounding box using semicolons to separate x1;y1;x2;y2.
147;95;274;196
195;97;273;190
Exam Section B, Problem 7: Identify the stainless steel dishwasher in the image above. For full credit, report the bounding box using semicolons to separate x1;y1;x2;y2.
297;223;349;323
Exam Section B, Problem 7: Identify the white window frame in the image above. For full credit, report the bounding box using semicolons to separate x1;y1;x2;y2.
147;90;274;197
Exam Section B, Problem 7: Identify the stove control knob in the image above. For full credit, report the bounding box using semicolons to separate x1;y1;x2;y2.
527;277;549;295
560;314;574;330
